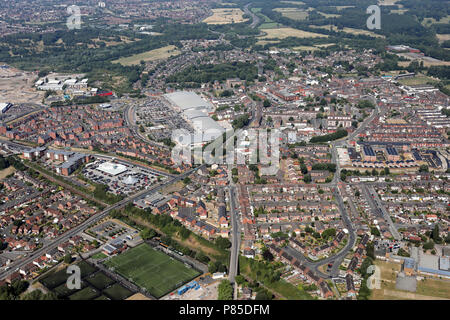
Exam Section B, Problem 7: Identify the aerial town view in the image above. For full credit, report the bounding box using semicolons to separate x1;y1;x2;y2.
0;0;449;310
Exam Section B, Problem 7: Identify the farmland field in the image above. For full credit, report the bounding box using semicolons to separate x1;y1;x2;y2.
112;45;181;66
309;25;384;38
259;27;328;39
203;8;248;25
273;8;308;21
104;244;200;298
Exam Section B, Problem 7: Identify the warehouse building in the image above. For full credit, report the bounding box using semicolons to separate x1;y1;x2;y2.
164;91;225;145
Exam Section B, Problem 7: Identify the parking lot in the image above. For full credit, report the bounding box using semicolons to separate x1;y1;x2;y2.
83;159;161;196
88;218;142;246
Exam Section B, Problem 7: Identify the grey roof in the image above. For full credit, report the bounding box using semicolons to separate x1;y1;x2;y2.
164;91;214;112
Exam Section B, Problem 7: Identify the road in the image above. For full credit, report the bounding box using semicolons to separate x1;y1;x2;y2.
244;3;260;29
0;163;204;280
363;184;401;240
227;185;240;287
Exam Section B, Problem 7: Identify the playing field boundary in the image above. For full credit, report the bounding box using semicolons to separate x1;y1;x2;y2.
103;243;201;298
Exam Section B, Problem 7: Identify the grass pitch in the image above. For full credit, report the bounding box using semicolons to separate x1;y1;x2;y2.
104;244;200;298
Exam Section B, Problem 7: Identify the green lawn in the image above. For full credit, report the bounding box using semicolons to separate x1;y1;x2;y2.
68;286;100;300
86;272;116;290
103;283;133;300
92;252;108;260
104;244;200;298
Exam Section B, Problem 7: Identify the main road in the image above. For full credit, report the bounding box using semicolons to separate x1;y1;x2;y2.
227;185;241;287
0;163;204;280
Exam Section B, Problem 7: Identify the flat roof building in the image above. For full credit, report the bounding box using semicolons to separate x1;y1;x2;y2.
97;162;128;176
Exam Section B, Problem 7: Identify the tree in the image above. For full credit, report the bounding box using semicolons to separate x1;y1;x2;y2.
423;240;434;251
218;280;233;300
255;290;272;300
262;249;274;262
263;99;271;108
64;253;72;264
397;248;410;257
321;228;336;239
215;237;231;250
370;227;380;237
235;275;245;285
140;228;156;240
183;177;191;185
432;225;442;244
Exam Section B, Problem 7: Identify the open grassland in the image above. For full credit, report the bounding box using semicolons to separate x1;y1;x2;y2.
379;0;401;5
256;40;281;46
309;24;384;38
335;6;355;11
104;244;200;298
422;15;450;26
293;45;320;52
370;260;450;300
252;8;281;29
203;8;248;25
113;45;180;66
437;34;450;43
317;11;341;18
415;278;450;299
390;9;408;14
273;8;308;21
397;75;439;86
259;27;328;39
0;167;16;180
280;1;305;5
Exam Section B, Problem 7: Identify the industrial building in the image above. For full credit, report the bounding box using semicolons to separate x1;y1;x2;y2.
97;162;128;176
164;91;225;145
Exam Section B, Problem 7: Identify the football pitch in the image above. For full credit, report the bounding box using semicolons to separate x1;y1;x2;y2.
104;244;200;298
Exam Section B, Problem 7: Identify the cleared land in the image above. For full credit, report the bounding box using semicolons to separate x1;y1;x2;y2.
104;244;200;298
0;65;44;104
112;45;181;66
203;8;248;25
0;167;16;180
259;27;328;39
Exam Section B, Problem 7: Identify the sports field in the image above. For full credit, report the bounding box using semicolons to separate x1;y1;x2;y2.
104;244;200;298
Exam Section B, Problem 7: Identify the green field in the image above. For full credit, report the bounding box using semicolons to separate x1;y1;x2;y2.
69;286;100;300
112;45;181;66
86;272;116;290
40;261;134;300
104;244;200;298
103;283;133;300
